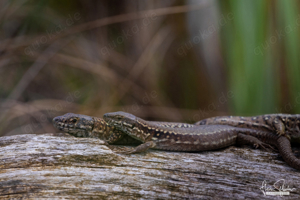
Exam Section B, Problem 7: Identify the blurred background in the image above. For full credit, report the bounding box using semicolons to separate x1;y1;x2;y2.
1;0;300;137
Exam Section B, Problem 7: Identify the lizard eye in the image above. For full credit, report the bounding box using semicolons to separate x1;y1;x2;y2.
71;118;77;123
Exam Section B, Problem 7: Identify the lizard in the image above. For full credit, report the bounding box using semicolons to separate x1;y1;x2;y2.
103;111;300;170
53;113;141;145
53;113;274;151
52;113;195;145
52;112;300;170
195;114;300;144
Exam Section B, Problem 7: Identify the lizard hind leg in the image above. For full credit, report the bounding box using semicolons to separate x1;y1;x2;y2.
236;133;277;152
116;141;157;154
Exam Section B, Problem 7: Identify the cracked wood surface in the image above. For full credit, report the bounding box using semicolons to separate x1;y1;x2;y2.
0;133;299;199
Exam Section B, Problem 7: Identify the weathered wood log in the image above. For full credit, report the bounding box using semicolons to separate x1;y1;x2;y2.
0;134;299;199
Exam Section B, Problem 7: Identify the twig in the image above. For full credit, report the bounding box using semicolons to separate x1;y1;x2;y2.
102;26;172;108
0;4;207;53
0;38;74;131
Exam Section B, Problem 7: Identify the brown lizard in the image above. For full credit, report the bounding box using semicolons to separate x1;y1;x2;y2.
53;113;195;145
195;114;300;143
53;113;141;145
103;111;300;170
53;113;275;152
53;112;300;170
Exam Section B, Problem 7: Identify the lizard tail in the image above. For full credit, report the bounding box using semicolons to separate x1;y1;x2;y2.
277;136;300;170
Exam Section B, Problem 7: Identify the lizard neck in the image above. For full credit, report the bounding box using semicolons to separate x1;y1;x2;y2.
90;117;114;140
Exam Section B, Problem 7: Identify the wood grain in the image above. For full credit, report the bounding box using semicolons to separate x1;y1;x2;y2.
0;134;299;199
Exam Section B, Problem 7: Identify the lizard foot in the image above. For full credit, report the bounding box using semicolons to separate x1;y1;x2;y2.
237;133;278;152
253;142;278;152
116;141;157;154
276;130;291;140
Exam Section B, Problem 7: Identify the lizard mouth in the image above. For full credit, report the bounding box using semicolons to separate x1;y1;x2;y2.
52;119;74;132
52;117;87;137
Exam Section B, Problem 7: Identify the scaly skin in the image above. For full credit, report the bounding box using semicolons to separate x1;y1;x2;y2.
52;113;195;145
52;113;141;145
52;112;300;170
195;114;300;142
103;112;277;151
103;111;300;170
277;136;300;170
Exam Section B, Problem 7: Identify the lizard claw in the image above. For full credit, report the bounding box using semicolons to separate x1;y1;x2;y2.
275;131;291;141
253;142;277;152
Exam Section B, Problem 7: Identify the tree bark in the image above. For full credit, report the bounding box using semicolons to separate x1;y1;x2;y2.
0;133;299;199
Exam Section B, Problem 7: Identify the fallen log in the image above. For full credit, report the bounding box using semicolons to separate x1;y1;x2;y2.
0;133;299;199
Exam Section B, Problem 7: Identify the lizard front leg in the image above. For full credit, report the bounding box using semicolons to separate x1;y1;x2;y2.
116;141;157;154
272;120;292;140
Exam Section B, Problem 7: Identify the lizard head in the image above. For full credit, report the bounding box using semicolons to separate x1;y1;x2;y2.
52;113;94;137
103;111;140;134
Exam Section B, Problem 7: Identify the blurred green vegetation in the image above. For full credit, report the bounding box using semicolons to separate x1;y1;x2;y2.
221;0;300;115
1;0;300;136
